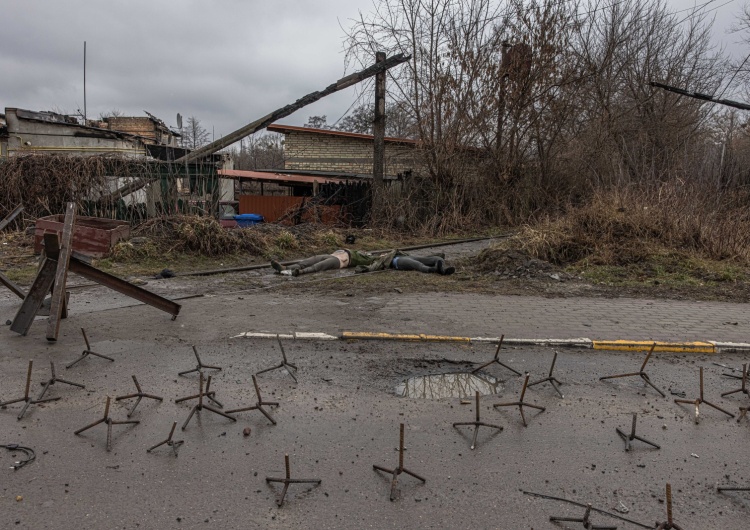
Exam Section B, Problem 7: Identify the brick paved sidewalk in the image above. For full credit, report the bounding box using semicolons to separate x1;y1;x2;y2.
1;283;747;344
379;293;749;343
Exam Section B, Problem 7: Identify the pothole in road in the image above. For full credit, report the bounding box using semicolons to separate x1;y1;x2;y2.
396;372;502;399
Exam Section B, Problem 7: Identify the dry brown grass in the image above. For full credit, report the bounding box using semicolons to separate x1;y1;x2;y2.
495;183;750;267
120;216;404;261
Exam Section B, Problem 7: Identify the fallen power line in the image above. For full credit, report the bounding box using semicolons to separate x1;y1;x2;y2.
522;490;652;528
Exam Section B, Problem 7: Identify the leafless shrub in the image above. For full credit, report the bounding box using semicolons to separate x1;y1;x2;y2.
0;154;158;223
345;0;733;235
504;183;750;266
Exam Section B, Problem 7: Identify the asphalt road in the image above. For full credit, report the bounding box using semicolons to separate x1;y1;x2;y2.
1;309;749;528
1;240;749;529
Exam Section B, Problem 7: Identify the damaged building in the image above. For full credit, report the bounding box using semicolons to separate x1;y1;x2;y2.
0;108;234;219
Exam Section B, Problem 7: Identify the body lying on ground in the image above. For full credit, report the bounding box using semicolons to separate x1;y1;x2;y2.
271;249;455;277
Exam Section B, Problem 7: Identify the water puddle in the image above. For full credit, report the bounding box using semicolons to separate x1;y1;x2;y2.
396;372;501;399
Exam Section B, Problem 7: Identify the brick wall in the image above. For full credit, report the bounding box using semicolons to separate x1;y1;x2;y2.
105;117;178;147
107;117;156;139
284;130;422;176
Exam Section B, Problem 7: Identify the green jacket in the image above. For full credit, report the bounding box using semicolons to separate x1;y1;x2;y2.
347;249;376;268
354;249;405;273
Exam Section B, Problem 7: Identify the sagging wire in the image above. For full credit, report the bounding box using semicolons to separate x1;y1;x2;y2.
1;444;36;470
522;490;652;528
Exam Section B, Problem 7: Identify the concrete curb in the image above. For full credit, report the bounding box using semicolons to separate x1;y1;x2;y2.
232;331;750;354
591;340;715;354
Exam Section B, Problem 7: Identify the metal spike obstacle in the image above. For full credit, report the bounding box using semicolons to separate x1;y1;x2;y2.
528;350;564;398
256;335;298;383
373;423;426;501
549;503;618;530
225;375;279;425
615;413;660;451
452;391;503;449
37;361;84;401
10;204;180;341
471;335;521;376
721;363;750;399
115;375;163;417
178;372;236;431
599;343;665;397
493;373;546;427
265;454;321;507
147;421;184;457
1;360;61;420
175;373;224;408
674;367;734;423
74;396;139;452
655;483;685;530
178;345;222;377
66;328;115;369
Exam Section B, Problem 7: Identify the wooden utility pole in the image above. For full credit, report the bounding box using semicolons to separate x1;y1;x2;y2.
98;53;411;204
372;51;387;213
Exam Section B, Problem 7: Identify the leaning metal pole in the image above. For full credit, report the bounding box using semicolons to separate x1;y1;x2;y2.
99;53;411;202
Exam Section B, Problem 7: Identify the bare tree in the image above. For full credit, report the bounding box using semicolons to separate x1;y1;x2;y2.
234;132;285;170
98;109;124;120
344;0;729;231
337;101;417;138
182;116;210;150
304;115;331;129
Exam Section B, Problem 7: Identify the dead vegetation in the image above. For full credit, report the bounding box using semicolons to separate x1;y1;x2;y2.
106;215;442;265
109;216;345;260
0;154;157;223
475;183;750;289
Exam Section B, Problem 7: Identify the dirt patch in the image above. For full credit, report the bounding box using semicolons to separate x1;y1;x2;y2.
473;247;573;281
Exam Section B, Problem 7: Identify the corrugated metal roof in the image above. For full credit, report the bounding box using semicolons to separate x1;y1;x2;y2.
267;123;418;145
218;169;352;185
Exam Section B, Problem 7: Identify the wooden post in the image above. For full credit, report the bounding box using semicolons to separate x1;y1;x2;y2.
46;202;76;341
372;51;386;216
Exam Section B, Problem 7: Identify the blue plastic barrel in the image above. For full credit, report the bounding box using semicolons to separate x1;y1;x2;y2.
234;214;264;227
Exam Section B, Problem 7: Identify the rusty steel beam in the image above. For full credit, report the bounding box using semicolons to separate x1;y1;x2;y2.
0;270;26;299
0;204;24;231
68;257;181;317
46;203;76;341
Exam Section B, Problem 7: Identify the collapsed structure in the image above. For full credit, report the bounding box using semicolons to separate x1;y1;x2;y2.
0;107;233;221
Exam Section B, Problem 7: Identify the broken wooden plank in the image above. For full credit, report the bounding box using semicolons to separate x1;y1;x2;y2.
69;257;181;317
46;202;76;341
0;270;26;299
0;204;24;231
10;257;57;336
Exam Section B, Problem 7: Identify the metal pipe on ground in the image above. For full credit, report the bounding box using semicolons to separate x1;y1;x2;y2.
176;234;510;278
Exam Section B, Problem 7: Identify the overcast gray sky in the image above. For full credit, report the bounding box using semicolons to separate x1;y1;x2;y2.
1;0;746;143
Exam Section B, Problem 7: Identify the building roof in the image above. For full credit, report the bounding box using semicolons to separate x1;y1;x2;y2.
218;169;352;185
266;123;418;145
6;108;139;141
252;168;398;180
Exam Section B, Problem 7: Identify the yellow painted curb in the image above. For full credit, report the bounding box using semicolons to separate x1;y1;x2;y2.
592;340;715;353
342;331;471;342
